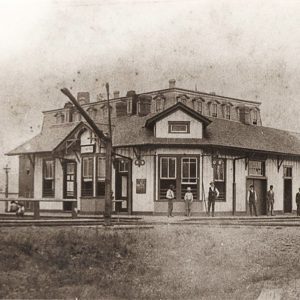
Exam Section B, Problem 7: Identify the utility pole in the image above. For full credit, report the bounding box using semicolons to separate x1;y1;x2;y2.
4;164;10;198
104;83;112;222
60;88;112;223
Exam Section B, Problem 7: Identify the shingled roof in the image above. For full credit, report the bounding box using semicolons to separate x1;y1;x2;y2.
7;104;300;158
112;113;300;157
7;123;80;155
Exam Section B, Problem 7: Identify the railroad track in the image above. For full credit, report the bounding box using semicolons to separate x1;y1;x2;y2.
0;216;300;227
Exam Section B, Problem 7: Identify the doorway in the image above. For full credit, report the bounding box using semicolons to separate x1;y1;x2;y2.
63;161;77;211
115;159;131;213
284;179;292;213
246;178;267;215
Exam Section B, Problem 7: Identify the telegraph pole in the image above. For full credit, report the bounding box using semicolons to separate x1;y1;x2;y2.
4;164;10;198
60;88;112;223
104;83;112;222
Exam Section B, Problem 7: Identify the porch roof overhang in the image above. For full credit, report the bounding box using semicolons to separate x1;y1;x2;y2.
6;122;86;156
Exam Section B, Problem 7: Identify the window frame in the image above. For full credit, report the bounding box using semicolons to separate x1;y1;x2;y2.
225;105;231;120
248;160;265;177
283;166;293;178
168;121;190;134
96;156;106;197
211;103;218;117
160;157;177;179
181;157;197;184
158;155;200;201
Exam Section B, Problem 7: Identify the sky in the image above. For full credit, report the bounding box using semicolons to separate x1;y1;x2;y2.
1;0;300;190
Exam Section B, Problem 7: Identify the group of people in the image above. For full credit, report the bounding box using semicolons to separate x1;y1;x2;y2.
9;201;25;217
166;182;300;217
166;181;219;217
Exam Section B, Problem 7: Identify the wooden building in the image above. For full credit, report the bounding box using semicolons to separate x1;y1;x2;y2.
7;80;300;215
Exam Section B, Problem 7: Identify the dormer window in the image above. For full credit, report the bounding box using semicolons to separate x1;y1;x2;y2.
73;110;82;122
211;103;217;117
55;112;65;124
87;107;97;119
176;94;189;105
154;94;166;112
193;97;205;114
101;104;112;118
168;121;190;134
156;98;163;112
252;109;258;125
225;106;231;119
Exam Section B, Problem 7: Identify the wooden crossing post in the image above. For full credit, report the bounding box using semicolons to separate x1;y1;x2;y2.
61;88;113;223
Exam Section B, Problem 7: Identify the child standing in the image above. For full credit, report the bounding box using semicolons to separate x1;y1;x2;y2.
184;187;193;217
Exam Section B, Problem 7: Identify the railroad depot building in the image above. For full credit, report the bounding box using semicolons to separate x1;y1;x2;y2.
7;79;300;215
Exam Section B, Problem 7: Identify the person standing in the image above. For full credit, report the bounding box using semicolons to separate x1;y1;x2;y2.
266;185;275;216
296;188;300;216
166;184;175;217
208;182;219;217
184;187;193;217
247;185;258;216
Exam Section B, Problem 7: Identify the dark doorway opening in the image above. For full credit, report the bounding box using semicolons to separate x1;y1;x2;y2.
246;178;267;215
63;161;77;211
284;179;292;213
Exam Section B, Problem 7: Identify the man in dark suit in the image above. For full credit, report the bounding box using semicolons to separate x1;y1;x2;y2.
296;188;300;216
266;185;275;216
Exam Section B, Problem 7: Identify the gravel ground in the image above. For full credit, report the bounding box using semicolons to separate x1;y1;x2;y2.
0;225;299;299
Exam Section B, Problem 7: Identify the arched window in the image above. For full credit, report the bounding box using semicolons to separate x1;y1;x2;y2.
55;112;65;124
193;97;205;114
211;103;217;117
87;107;98;119
176;94;189;105
153;94;166;112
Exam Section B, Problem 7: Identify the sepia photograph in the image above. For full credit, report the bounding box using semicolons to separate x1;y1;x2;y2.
1;0;300;299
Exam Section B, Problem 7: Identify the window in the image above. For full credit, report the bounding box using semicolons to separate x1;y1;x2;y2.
119;160;129;173
181;157;198;199
43;160;55;197
55;112;65;124
211;103;217;117
160;157;176;179
87;107;97;119
225;106;231;120
284;166;292;178
196;101;202;113
159;156;199;201
156;98;163;112
96;156;106;196
82;156;94;196
181;158;197;183
159;157;177;200
212;158;226;201
252;110;258;125
168;121;190;134
248;160;265;176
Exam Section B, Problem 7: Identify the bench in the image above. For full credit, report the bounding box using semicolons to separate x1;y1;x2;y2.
0;198;78;219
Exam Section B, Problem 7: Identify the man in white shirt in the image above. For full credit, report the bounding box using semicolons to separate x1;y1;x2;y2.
166;184;175;217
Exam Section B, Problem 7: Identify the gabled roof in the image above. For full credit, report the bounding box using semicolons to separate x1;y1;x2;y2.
111;115;300;158
145;102;212;129
7;122;83;155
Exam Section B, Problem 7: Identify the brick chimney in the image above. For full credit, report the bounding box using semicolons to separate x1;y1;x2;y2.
113;91;120;98
77;92;90;105
169;79;176;88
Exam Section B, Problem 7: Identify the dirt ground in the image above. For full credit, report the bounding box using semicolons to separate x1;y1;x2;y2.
0;225;300;299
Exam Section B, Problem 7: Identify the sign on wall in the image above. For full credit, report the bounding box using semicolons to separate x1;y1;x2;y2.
81;144;95;154
136;179;146;194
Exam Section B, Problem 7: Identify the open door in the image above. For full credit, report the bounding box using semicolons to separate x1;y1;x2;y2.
115;159;132;213
63;161;77;211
